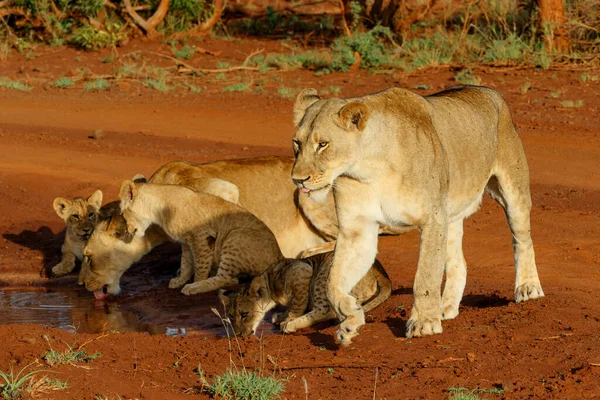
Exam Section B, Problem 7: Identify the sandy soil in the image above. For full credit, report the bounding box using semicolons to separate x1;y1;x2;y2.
0;40;599;399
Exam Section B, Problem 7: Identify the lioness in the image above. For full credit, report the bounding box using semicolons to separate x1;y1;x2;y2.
291;85;544;345
114;180;284;297
81;158;338;296
219;252;391;336
51;190;118;277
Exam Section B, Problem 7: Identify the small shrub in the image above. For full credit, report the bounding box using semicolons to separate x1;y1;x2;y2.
145;78;171;92
453;69;481;85
560;100;584;108
52;77;75;88
0;77;32;91
172;44;195;60
520;82;531;94
223;83;250;92
198;368;285;400
278;86;296;98
84;79;110;91
43;348;101;366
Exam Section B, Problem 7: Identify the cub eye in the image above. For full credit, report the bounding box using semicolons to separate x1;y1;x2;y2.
240;312;249;319
88;212;95;218
317;141;328;151
71;215;80;220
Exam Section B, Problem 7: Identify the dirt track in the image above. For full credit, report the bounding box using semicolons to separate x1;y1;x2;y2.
0;44;599;399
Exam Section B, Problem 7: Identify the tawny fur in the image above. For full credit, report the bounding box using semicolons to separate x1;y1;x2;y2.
219;252;391;336
292;85;544;346
116;181;284;295
51;190;118;277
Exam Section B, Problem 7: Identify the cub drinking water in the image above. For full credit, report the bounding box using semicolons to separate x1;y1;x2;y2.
51;190;117;277
219;252;391;336
115;180;283;296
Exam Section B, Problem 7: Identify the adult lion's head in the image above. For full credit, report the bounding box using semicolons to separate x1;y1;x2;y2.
291;89;370;202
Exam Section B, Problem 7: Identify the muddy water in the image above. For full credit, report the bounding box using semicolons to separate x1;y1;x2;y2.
0;287;273;337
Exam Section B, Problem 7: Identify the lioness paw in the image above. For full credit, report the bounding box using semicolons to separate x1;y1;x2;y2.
515;281;544;303
441;304;460;320
405;316;443;338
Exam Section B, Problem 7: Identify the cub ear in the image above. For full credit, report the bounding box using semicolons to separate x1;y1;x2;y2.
249;277;267;301
338;102;370;132
119;180;137;211
87;190;103;210
53;197;71;219
293;88;320;126
218;289;231;308
132;174;147;184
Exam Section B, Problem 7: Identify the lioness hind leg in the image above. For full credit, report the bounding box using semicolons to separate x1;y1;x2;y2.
486;172;544;303
441;219;467;320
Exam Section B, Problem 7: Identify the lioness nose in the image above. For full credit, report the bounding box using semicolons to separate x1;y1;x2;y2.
293;176;311;186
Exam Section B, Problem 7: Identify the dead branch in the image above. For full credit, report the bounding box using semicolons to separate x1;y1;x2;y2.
226;0;340;18
123;0;170;39
171;0;226;40
0;6;26;18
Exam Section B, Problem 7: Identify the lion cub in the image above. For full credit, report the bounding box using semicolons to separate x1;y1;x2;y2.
52;190;117;277
118;180;283;294
219;252;392;336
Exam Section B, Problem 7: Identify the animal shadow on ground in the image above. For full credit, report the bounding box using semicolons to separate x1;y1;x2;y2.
3;226;65;277
461;293;511;309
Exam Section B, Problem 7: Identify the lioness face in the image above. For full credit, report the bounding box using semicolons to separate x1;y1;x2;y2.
219;277;271;336
291;89;370;203
53;190;103;240
80;215;147;298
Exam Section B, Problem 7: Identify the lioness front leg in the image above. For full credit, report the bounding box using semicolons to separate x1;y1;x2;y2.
327;220;379;347
169;243;194;288
406;219;447;338
52;249;77;277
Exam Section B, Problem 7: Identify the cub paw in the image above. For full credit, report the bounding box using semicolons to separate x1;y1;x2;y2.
271;312;287;324
181;283;198;295
52;263;74;277
280;320;298;333
169;277;187;289
515;280;544;303
405;316;443;338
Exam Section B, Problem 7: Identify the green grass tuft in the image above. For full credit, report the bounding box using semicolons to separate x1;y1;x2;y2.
453;69;481;85
199;368;285;400
0;363;49;400
172;44;195;60
560;99;584;108
447;387;505;400
43;348;101;366
0;77;32;91
84;79;110;91
223;83;250;92
145;78;171;92
52;77;75;88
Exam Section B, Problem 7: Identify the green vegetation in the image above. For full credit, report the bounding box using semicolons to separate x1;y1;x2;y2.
52;77;76;88
447;387;505;400
84;79;110;91
0;77;32;91
453;69;481;85
560;100;584;108
0;363;49;400
43;347;101;366
172;44;196;60
44;377;69;390
277;86;296;99
197;368;285;400
223;82;250;92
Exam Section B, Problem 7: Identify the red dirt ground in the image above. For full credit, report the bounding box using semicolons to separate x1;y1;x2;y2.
0;39;599;399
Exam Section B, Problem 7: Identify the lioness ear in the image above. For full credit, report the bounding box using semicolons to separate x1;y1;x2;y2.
53;197;71;219
119;180;137;211
87;190;103;210
218;289;231;308
338;102;370;132
293;88;320;126
132;174;147;184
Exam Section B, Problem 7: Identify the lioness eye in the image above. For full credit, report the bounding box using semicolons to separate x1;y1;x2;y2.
88;212;95;218
317;141;328;151
71;215;80;220
241;312;249;319
292;140;301;152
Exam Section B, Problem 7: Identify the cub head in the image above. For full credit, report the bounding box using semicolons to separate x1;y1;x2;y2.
118;180;149;238
291;89;370;202
80;211;153;300
218;276;271;336
53;190;103;240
